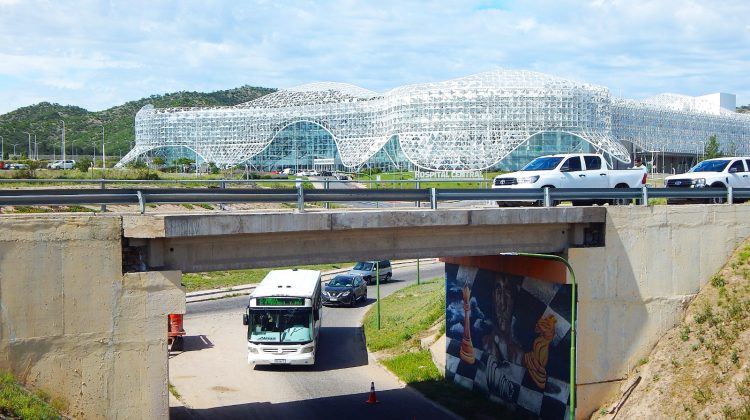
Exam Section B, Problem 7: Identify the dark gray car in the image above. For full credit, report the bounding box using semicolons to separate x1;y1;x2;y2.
321;274;367;307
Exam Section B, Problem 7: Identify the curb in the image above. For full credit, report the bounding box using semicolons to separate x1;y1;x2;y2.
186;258;439;303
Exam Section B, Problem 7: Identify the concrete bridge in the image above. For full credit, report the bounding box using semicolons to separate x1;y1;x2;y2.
1;205;748;418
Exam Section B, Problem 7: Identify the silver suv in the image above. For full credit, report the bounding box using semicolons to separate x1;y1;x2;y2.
348;260;392;285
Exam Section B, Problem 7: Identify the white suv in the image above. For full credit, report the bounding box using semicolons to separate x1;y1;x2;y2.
47;160;76;170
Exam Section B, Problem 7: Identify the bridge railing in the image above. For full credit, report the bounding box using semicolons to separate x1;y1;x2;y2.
0;186;748;213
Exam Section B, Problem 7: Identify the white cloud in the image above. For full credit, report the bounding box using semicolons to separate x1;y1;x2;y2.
0;0;749;114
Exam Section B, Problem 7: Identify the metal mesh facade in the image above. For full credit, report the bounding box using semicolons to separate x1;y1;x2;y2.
118;70;750;170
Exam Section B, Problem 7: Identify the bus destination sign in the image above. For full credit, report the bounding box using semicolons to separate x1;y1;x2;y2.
256;297;305;306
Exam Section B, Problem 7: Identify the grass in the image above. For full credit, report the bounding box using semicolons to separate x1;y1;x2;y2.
181;262;353;292
362;279;525;419
168;382;181;399
363;279;445;352
0;371;62;419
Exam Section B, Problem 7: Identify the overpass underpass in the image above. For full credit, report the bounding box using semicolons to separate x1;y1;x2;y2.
122;207;606;273
2;205;750;418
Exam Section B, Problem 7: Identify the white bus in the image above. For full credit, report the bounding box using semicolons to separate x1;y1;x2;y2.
242;269;322;366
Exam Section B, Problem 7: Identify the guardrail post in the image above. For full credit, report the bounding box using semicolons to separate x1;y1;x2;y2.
296;178;304;212
430;188;437;210
415;180;421;208
137;191;145;214
219;180;227;211
641;186;649;206
728;186;734;204
543;187;551;207
100;180;107;212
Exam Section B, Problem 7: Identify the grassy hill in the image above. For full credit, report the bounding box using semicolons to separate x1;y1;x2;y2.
0;86;276;160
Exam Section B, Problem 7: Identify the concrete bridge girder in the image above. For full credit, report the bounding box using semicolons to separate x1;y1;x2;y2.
122;207;607;273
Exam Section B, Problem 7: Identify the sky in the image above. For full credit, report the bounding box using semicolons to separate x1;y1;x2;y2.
0;0;749;115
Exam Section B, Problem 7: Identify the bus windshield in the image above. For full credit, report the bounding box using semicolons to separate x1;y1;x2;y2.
249;308;313;344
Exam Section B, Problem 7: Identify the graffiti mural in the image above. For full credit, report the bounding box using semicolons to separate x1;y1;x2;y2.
445;262;573;419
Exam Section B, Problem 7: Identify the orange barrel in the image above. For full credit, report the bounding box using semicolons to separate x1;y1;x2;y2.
168;314;185;337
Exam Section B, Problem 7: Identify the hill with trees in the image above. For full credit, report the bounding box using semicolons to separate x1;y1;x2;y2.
0;86;276;160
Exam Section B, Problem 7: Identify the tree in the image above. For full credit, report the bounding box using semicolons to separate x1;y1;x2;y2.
75;156;92;172
151;157;165;166
704;135;721;159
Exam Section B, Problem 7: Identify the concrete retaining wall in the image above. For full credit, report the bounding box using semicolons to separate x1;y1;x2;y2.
0;215;184;419
570;204;750;418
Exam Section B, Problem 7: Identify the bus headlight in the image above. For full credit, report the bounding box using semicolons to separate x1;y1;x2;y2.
248;347;259;354
301;346;314;354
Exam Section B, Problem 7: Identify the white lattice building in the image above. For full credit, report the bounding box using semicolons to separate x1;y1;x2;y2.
117;70;750;172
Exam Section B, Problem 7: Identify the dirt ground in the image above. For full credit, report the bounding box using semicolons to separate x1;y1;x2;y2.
593;241;750;419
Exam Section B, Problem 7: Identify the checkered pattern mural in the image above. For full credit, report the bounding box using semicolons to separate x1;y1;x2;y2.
445;263;573;419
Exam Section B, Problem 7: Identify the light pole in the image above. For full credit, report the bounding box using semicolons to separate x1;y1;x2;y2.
699;140;705;160
23;131;31;159
0;135;3;159
33;134;37;160
59;120;66;163
500;252;577;420
11;143;20;158
100;124;106;170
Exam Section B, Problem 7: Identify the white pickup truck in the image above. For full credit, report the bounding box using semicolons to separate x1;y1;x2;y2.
492;153;647;206
664;156;750;204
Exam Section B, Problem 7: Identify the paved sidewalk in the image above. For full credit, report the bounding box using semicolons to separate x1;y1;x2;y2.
185;259;437;303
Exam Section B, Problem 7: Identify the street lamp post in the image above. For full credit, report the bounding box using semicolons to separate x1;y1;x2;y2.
0;135;4;159
100;124;106;170
23;131;31;159
500;252;577;420
60;120;66;164
11;143;20;158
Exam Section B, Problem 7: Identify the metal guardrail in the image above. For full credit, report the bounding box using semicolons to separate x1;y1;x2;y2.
0;186;748;213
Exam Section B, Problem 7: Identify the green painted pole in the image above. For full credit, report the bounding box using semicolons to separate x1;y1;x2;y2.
376;263;381;329
417;258;421;285
500;252;576;420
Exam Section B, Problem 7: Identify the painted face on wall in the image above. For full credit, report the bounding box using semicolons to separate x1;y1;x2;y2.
493;275;515;334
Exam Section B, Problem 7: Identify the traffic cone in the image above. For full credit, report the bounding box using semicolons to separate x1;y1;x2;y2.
365;381;379;404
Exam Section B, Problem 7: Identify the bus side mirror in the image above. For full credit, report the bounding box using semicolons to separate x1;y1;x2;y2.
313;309;320;321
243;313;249;326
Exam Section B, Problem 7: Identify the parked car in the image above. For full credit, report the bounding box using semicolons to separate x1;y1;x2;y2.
348;260;392;285
320;170;333;178
297;170;311;176
7;163;29;170
321;274;367;306
47;160;76;170
664;157;750;204
334;172;350;180
492;153;648;206
309;170;321;177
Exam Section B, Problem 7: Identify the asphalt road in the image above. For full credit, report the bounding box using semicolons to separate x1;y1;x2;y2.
169;261;459;420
